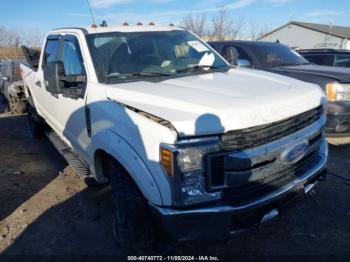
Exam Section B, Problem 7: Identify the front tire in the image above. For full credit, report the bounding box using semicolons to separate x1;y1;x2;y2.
107;158;156;252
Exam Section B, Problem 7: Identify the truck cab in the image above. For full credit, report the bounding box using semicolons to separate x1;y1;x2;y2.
21;25;328;250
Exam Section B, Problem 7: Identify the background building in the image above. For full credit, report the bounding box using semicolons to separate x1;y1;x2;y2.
259;21;350;50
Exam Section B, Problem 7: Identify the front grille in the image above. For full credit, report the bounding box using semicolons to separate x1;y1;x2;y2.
222;149;320;206
221;106;323;151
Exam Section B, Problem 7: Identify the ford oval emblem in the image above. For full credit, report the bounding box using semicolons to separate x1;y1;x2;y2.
281;140;309;164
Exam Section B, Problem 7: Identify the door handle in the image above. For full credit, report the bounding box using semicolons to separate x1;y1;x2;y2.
35;81;41;87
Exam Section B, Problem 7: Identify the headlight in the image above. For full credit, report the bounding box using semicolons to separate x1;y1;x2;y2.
160;137;222;206
326;83;350;102
177;142;221;172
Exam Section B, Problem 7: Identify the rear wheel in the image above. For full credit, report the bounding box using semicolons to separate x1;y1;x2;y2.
106;158;157;252
9;96;26;114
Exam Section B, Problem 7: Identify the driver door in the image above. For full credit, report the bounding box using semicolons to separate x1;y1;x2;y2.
50;34;90;160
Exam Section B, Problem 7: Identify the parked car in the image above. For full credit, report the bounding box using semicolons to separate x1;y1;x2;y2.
22;25;327;251
0;59;27;113
297;49;350;68
209;41;350;140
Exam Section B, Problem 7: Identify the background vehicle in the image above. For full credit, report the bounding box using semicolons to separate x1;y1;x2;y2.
297;49;350;68
21;25;327;251
209;41;350;140
0;59;27;114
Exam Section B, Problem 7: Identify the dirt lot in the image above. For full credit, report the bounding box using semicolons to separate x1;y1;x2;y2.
0;101;349;258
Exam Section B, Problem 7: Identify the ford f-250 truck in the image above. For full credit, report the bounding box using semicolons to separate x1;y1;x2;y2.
21;25;328;251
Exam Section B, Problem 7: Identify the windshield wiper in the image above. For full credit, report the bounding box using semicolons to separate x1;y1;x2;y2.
108;71;173;80
176;65;220;73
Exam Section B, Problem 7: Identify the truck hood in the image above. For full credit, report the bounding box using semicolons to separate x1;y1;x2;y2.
271;64;350;83
104;68;325;137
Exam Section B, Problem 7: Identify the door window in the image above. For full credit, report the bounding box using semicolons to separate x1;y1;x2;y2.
60;37;85;76
43;39;60;65
303;54;334;66
231;46;251;61
334;55;350;68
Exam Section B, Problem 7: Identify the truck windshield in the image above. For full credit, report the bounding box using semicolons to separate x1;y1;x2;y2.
254;44;310;68
86;30;229;83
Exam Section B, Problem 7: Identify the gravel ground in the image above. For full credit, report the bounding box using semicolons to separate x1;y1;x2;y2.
0;102;349;259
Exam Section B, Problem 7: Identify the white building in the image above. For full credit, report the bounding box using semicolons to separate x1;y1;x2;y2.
259;21;350;50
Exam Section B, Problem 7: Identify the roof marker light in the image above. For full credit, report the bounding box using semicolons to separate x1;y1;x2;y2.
136;22;143;26
100;20;108;27
123;22;129;26
169;23;175;27
149;22;155;26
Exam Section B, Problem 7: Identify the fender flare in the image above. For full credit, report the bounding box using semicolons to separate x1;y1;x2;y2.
90;129;163;206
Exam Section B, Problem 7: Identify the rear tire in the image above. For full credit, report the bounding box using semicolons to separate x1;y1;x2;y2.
107;158;157;252
9;96;26;114
27;98;46;138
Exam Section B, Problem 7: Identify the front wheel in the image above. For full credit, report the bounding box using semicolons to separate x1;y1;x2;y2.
108;158;157;252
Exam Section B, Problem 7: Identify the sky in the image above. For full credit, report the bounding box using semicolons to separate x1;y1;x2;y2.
1;0;350;37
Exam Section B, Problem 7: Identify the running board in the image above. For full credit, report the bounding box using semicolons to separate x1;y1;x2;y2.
46;131;91;178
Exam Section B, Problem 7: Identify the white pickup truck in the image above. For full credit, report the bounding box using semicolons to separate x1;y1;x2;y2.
21;24;328;251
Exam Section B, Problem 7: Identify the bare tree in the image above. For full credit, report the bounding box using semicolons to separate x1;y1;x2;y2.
249;22;272;40
209;7;245;41
231;16;245;40
210;8;231;41
0;25;43;48
181;12;208;37
256;24;272;40
249;22;259;40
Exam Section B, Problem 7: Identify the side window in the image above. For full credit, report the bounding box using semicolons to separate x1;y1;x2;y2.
223;45;252;62
60;38;85;76
303;54;333;66
334;55;350;68
43;39;60;65
234;46;252;62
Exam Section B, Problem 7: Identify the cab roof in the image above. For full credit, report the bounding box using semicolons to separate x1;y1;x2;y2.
49;25;184;35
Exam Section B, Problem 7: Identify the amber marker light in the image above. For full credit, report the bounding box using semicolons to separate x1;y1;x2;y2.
160;147;174;177
326;83;338;102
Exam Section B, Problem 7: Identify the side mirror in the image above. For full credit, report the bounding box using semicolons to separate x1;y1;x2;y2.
43;61;65;94
237;59;251;68
43;61;86;98
223;47;239;65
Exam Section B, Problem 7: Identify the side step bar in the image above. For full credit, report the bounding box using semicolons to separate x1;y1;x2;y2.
46;131;90;178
